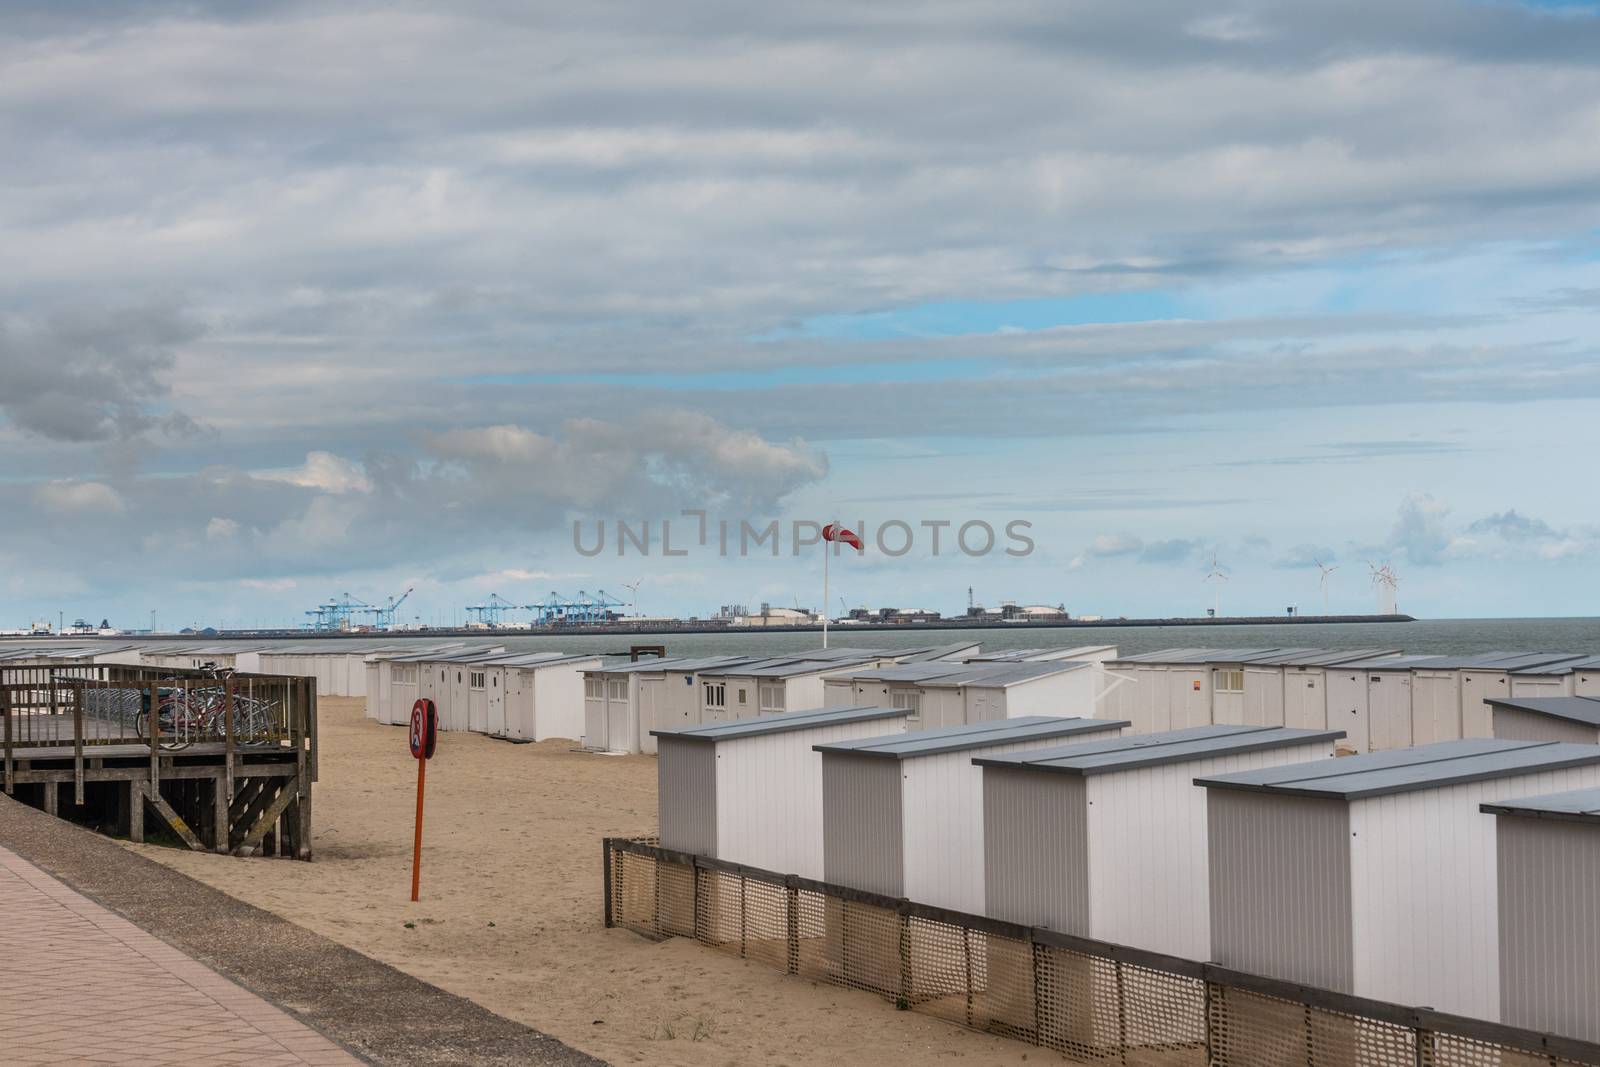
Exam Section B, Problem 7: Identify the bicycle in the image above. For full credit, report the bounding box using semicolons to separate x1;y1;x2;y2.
135;675;277;751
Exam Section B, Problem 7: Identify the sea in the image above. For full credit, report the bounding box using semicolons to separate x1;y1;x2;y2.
21;617;1600;659
172;617;1600;660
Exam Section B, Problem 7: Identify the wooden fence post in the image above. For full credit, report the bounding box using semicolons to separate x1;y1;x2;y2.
602;838;614;928
3;686;13;795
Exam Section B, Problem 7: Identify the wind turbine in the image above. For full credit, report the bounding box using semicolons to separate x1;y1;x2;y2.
1368;561;1399;615
621;578;643;618
1315;559;1338;616
1380;564;1400;615
1203;554;1229;617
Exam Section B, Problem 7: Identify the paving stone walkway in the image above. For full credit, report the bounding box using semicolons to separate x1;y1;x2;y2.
0;845;362;1066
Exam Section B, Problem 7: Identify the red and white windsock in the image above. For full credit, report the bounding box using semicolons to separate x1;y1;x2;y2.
822;523;863;551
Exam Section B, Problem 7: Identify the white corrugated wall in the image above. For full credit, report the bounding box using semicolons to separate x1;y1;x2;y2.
1283;668;1328;730
1087;740;1336;960
1366;671;1413;750
1169;668;1210;729
715;716;910;879
1411;670;1461;745
1349;764;1600;1021
898;725;1125;914
534;660;591;741
1241;667;1284;727
1459;669;1510;738
1325;669;1371;751
1508;674;1573;698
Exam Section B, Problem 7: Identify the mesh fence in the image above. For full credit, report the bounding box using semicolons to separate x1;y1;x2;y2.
604;837;1600;1067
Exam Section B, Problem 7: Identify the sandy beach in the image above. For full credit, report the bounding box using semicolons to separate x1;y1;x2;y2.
125;698;1037;1066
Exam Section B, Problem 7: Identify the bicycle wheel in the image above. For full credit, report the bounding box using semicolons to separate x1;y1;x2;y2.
135;709;192;750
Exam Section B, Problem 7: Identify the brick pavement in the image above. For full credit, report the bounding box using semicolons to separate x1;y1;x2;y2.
0;845;363;1066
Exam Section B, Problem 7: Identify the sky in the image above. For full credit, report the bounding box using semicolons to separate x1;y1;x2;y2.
5;0;1600;630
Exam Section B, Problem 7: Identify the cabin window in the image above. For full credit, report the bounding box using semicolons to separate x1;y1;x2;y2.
585;679;602;699
703;682;726;708
737;688;747;705
759;684;785;712
1213;669;1244;693
607;680;628;700
393;666;416;685
470;671;486;690
891;691;922;722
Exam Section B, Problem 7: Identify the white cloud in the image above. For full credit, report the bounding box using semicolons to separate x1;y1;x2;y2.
241;577;297;591
1088;533;1144;557
261;451;373;494
34;480;126;514
205;517;240;541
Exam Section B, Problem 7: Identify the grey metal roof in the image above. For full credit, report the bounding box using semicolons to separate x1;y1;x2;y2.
650;705;911;742
1484;695;1600;726
920;661;1092;688
1481;787;1600;825
1449;652;1589;671
1110;648;1284;666
811;715;1129;760
965;645;1116;663
829;663;972;684
1197;739;1600;800
591;654;760;676
386;647;508;664
1110;647;1405;668
1249;648;1404;667
1108;647;1210;665
1332;654;1456;671
736;656;882;678
1507;654;1600;676
973;725;1345;776
483;652;600;668
896;642;983;662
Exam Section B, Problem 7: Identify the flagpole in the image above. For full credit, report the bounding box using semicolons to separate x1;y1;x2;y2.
822;528;830;649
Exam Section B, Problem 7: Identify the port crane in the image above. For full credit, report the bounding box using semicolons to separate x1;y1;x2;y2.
304;593;371;631
465;593;522;627
464;589;633;628
359;587;414;629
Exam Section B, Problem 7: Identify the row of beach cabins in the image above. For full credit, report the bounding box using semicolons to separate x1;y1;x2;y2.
9;639;1600;756
7;636;1600;1042
653;707;1600;1042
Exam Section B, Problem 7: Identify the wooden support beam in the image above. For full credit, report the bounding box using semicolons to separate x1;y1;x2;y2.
234;777;298;857
128;779;144;843
229;777;267;825
230;779;278;851
213;776;230;853
7;764;294;785
3;694;13;796
141;782;206;852
42;781;58;817
295;780;313;861
71;683;84;806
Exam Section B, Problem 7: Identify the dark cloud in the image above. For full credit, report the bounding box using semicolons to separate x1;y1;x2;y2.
1277;544;1338;569
1467;508;1559;541
1388;491;1454;565
1138;538;1201;563
4;2;1600;618
0;306;202;444
0;411;828;588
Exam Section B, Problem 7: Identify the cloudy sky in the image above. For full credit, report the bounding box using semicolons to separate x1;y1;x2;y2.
5;0;1600;630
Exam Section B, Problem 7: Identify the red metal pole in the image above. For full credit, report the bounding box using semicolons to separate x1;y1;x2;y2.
411;756;426;902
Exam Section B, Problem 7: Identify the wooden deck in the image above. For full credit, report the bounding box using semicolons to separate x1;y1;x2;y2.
1;669;318;859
